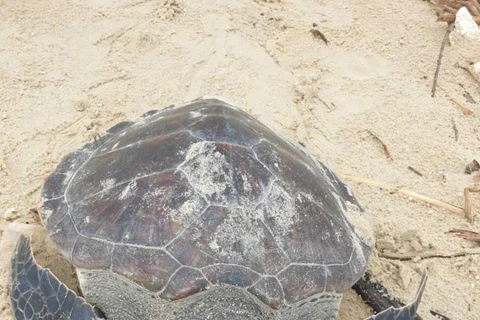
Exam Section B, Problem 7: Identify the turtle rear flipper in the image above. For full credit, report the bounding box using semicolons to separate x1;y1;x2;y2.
363;272;427;320
10;235;103;320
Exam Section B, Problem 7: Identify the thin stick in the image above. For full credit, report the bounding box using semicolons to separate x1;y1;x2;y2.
407;166;424;177
465;1;480;16
447;95;474;115
451;119;459;141
471;0;480;11
431;22;455;97
449;229;480;243
464;187;480;223
430;310;451;320
431;3;458;14
379;248;480;260
367;130;393;160
337;173;466;216
471;0;480;14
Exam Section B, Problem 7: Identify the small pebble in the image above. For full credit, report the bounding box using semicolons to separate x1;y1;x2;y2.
473;62;480;75
4;208;18;221
74;101;88;112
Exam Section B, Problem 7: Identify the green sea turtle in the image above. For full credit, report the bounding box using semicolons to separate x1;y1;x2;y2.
10;97;426;319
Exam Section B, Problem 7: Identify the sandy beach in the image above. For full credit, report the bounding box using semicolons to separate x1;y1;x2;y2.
1;0;480;319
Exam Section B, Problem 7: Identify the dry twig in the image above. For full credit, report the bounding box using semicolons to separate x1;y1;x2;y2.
338;173;477;222
431;0;480;24
431;22;455;97
449;228;480;243
430;310;451;320
367;130;393;160
446;94;474;115
437;12;480;23
338;174;465;214
451;119;459;141
379;248;480;260
407;166;424;177
464;187;480;222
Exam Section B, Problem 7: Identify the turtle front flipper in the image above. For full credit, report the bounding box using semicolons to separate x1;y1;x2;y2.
10;235;103;320
363;272;427;320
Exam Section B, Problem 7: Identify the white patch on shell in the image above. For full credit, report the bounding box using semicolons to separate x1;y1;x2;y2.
209;237;220;251
135;184;201;224
100;178;116;189
176;198;200;223
209;208;264;264
182;142;232;199
243;177;252;193
184;141;208;161
181;141;257;207
189;111;203;118
42;209;53;221
111;142;120;150
119;181;138;200
140;186;163;202
63;171;74;185
261;182;298;236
